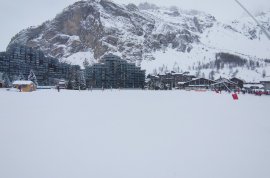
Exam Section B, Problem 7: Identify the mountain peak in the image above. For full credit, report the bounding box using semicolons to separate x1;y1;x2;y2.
7;0;270;81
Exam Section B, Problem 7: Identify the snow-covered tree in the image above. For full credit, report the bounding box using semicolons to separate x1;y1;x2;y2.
79;71;86;90
73;71;86;90
152;68;158;76
3;73;11;88
83;58;90;68
195;70;201;78
262;69;266;78
28;70;38;86
202;72;205;79
209;70;215;80
67;79;73;90
173;62;180;73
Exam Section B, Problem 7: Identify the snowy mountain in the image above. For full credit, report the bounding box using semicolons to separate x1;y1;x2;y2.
7;0;270;82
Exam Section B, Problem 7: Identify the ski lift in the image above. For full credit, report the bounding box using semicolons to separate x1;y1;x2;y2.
222;82;239;100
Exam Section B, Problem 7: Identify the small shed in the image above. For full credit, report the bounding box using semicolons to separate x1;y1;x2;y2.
12;80;37;92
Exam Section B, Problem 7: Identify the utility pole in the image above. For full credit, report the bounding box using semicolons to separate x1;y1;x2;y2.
234;0;270;40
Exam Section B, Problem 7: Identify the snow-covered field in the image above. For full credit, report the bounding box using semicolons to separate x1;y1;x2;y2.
0;89;270;178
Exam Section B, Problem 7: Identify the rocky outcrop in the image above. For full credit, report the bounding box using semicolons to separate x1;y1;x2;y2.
8;0;214;64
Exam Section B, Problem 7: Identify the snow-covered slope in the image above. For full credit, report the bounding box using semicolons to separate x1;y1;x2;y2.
7;0;270;81
1;89;270;178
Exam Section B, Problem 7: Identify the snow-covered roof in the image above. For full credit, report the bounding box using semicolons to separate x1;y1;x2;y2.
172;73;184;75
177;82;186;85
59;81;66;85
188;85;210;87
230;77;246;83
190;78;215;82
13;81;33;85
244;84;264;89
215;78;238;85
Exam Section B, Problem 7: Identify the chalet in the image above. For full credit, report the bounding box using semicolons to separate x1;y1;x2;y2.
146;75;160;90
0;72;3;88
230;77;245;88
181;78;216;89
260;81;270;90
172;72;196;88
158;73;174;89
12;81;37;92
211;78;239;91
243;83;264;93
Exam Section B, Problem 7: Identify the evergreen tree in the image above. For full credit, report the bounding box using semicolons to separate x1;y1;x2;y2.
209;70;215;80
72;71;86;90
152;68;158;76
195;70;201;78
202;72;205;79
83;58;90;68
67;79;73;90
28;70;38;86
262;69;266;78
73;75;80;90
79;71;86;90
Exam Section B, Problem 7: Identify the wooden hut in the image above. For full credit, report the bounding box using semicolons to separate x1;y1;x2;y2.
12;81;37;92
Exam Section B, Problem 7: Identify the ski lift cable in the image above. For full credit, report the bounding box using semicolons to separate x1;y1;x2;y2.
234;0;270;40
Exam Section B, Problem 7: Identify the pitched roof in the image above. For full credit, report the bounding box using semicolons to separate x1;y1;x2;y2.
13;80;33;85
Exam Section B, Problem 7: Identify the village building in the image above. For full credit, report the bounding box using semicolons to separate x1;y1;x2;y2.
146;75;161;90
260;81;270;90
230;77;245;88
12;80;37;92
243;83;265;93
85;54;145;89
211;78;239;91
172;72;196;88
181;78;216;89
146;72;196;90
0;45;80;86
158;73;174;89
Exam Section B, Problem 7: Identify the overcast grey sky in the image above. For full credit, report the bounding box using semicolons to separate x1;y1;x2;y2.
0;0;269;51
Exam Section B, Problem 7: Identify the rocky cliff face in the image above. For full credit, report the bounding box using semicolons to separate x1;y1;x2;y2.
8;0;270;81
8;0;214;63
